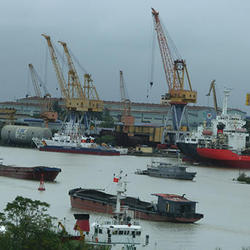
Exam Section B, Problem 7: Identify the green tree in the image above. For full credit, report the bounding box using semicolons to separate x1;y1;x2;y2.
0;196;110;250
0;196;62;250
0;196;84;250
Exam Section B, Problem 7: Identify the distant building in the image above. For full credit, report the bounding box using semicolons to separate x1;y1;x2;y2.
0;97;246;131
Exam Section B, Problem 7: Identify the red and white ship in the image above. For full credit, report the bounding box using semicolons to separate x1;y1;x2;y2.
197;89;250;168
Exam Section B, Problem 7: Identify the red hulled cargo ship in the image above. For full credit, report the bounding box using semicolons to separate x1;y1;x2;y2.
197;148;250;169
179;89;250;168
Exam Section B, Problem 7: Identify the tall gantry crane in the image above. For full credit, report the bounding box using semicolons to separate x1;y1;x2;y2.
206;80;218;114
151;8;197;142
28;63;58;127
42;34;103;132
119;70;134;133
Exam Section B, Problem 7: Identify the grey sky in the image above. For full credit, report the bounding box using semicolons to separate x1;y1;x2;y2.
1;0;250;114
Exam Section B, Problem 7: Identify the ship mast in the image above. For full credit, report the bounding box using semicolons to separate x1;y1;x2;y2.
113;172;127;223
222;89;231;116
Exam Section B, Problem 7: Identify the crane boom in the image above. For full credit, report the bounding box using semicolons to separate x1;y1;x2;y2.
151;8;197;104
28;64;42;97
120;70;126;102
43;34;103;112
119;70;134;129
206;80;218;113
58;41;84;99
28;63;57;126
151;8;198;143
151;8;174;91
28;63;51;98
41;34;69;99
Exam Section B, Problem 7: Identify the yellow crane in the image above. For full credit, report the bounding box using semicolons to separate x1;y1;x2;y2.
206;80;218;114
151;8;196;136
58;41;84;100
83;73;103;112
58;40;103;112
42;34;103;113
41;34;69;101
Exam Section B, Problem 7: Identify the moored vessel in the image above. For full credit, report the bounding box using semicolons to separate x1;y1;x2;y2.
196;89;250;168
32;120;120;156
135;160;196;180
197;147;250;169
69;173;203;223
32;133;120;156
177;89;249;165
0;162;61;181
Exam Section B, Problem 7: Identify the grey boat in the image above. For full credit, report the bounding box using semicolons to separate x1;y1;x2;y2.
135;161;196;181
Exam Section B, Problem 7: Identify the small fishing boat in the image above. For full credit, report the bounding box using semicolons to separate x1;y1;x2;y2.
135;160;196;181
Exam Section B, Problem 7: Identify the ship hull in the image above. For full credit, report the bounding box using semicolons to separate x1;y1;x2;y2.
39;145;120;156
146;172;196;180
177;142;205;162
69;189;203;223
0;165;61;181
197;148;250;169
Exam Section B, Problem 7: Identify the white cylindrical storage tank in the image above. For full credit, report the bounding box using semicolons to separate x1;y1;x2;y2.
1;125;52;145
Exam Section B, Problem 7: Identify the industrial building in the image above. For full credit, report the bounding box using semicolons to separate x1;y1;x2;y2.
0;97;246;129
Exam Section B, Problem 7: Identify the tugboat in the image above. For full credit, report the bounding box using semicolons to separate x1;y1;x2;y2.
69;172;203;223
135;160;196;181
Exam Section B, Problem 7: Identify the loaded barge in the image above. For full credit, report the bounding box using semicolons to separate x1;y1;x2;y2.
0;162;61;181
69;188;203;223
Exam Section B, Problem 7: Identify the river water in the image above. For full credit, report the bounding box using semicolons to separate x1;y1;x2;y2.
0;146;249;250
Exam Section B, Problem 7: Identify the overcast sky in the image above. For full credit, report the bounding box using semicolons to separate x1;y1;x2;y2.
1;0;250;114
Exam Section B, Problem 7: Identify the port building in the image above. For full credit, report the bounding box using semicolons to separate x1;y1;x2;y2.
0;97;246;129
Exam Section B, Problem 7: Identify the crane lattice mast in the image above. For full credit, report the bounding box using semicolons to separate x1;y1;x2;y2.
28;64;42;97
206;80;218;114
41;34;69;100
119;70;134;130
58;41;84;99
151;8;197;142
28;63;51;98
42;34;103;113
